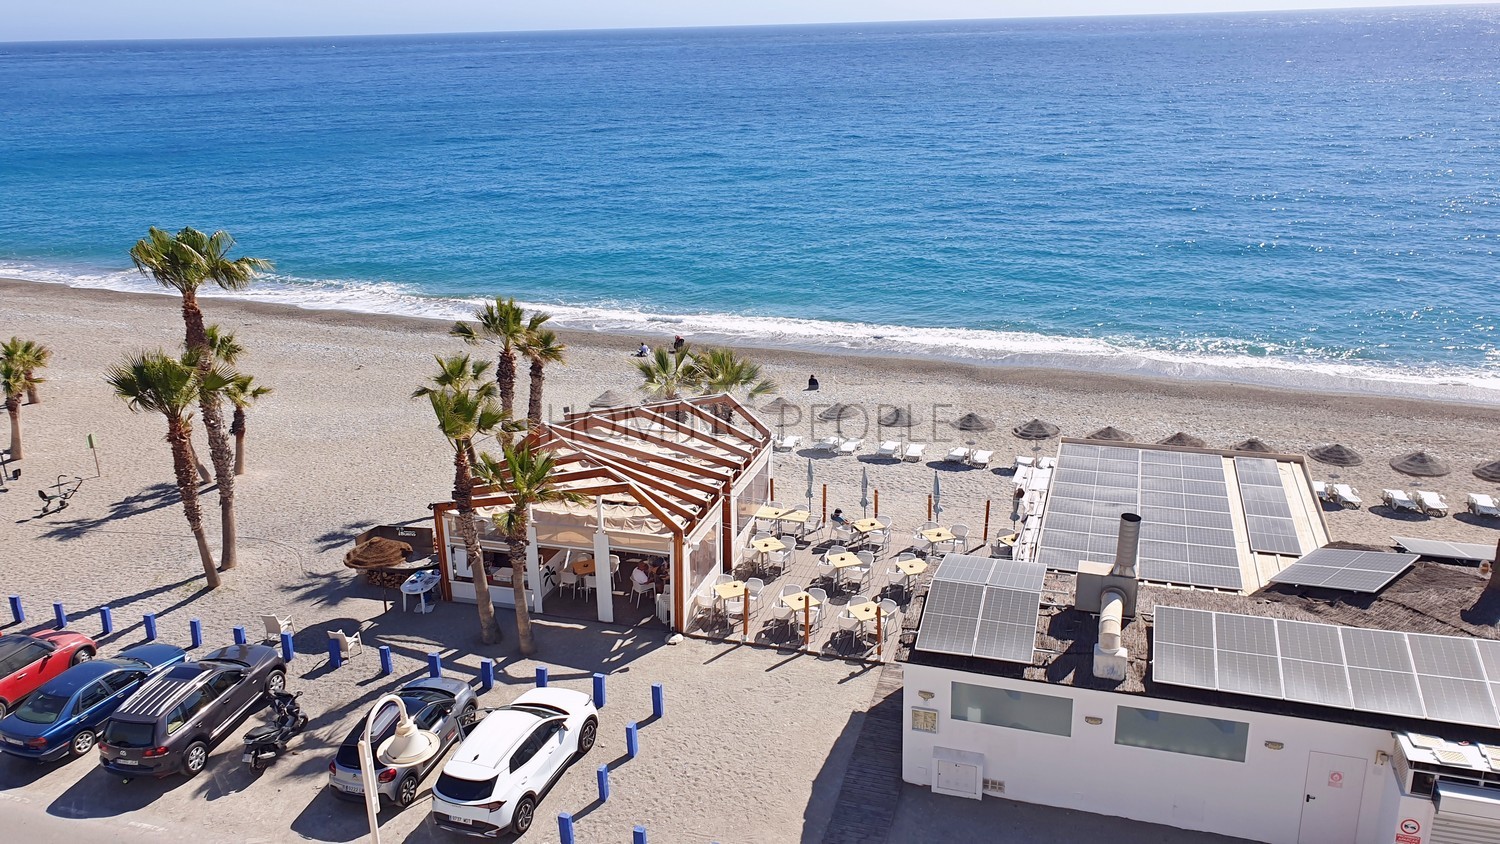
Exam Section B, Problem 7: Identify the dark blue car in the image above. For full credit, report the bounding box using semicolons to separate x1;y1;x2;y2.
0;643;186;762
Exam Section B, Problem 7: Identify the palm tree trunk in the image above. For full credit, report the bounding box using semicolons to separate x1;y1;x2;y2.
455;446;501;645
5;395;21;460
498;347;517;417
507;533;537;656
25;384;39;405
168;418;220;589
527;359;544;424
189;439;212;483
231;407;247;476
181;291;239;571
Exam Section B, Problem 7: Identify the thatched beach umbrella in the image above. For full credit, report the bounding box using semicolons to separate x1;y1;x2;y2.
1158;432;1207;449
343;536;412;570
1230;438;1274;453
878;407;916;428
589;389;629;409
1475;460;1500;483
818;402;859;421
1012;418;1059;440
956;412;994;433
1390;451;1451;477
1308;443;1364;468
1087;426;1133;443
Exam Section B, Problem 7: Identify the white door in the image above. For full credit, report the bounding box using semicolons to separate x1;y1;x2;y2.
1298;751;1366;844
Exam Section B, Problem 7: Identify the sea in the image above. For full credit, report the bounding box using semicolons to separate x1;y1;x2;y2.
1;8;1498;403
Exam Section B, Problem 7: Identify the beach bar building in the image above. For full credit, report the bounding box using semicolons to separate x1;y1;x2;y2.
429;394;772;630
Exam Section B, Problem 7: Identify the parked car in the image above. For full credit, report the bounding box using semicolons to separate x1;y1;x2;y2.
97;643;286;778
430;688;598;837
327;677;476;808
0;630;99;719
0;643;186;762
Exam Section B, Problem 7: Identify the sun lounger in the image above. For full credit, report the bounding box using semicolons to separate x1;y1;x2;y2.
1382;489;1420;513
773;434;801;452
1013;455;1034;473
875;440;901;459
902;443;926;462
946;447;970;464
1468;493;1500;519
838;438;864;455
1332;484;1362;509
967;450;993;468
1312;480;1331;502
816;436;840;453
1415;490;1448;517
1038;456;1056;469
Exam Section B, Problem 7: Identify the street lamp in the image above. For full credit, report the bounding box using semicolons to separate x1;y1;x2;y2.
359;693;443;844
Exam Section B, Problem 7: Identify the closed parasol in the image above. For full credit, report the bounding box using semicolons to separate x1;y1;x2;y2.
1230;438;1274;453
1390;451;1450;477
344;536;413;570
1308;443;1364;467
1012;418;1060;440
589;390;629;409
1087;426;1133;442
956;412;994;432
1158;432;1207;449
1475;460;1500;483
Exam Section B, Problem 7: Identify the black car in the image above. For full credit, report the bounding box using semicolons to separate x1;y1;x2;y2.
98;644;286;778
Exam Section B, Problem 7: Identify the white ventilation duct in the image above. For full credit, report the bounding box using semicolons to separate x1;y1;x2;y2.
1093;513;1141;681
1111;512;1141;578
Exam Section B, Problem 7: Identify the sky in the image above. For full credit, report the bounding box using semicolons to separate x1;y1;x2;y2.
3;0;1495;42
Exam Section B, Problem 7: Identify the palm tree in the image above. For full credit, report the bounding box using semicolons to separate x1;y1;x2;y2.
106;351;237;589
225;375;272;475
636;345;697;402
130;227;272;572
1;356;26;461
0;337;52;405
412;353;495;399
692;347;776;421
476;441;585;656
520;325;565;425
423;372;509;645
204;324;245;365
450;298;528;416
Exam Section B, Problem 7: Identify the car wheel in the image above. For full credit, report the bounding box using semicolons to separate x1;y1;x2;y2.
459;702;477;735
512;794;536;835
576;717;597;758
265;670;286;695
72;648;95;666
70;729;97;757
396;773;419;808
182;741;209;777
0;701;7;720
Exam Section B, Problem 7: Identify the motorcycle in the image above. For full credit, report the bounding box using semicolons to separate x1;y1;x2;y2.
242;690;308;772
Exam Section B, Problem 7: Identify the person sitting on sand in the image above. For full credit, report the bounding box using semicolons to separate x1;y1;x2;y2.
807;374;819;391
635;342;650;357
830;508;848;526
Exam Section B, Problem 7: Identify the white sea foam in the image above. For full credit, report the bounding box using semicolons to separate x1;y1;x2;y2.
6;260;1498;405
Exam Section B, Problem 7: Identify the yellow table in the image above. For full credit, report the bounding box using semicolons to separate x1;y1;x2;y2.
774;509;811;524
847;602;881;623
753;505;789;520
852;518;883;533
825;552;865;569
570;558;596;577
782;592;820;612
713;580;748;600
751;537;786;554
921;528;955;543
896;558;928;577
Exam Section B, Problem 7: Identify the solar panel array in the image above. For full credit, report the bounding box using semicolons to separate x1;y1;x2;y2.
1393;536;1497;564
1268;547;1418;593
1153;605;1500;729
1037;443;1243;590
917;554;1045;663
1233;457;1303;556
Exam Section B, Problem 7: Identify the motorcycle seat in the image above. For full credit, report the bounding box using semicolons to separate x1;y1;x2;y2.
244;725;280;741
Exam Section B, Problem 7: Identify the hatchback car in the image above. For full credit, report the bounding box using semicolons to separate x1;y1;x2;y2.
0;630;99;719
97;643;286;778
430;687;598;837
327;676;476;809
0;643;186;762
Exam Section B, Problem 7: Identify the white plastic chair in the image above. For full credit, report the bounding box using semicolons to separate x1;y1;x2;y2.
745;577;766;602
609;554;622;584
261;614;293;642
949;524;970;552
831;523;855;545
327;629;362;660
694;592;720;628
558;569;581;598
778;583;802;606
631;578;657;607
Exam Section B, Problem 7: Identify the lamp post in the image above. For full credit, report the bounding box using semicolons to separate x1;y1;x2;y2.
359;694;442;844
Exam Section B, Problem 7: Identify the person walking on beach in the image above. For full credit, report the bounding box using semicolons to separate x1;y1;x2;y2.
672;335;685;352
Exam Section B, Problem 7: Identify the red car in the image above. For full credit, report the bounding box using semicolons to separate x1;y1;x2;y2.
0;631;98;719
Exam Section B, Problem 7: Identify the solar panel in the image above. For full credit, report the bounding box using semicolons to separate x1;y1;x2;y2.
1217;650;1284;698
1269;548;1418;593
1415;675;1498;727
933;555;996;584
1153;606;1215;647
917;555;1042;664
1392;536;1497;563
1348;667;1426;717
1281;658;1353;708
1153;642;1218;687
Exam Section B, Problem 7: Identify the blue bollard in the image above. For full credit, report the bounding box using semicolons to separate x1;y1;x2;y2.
592;672;606;708
53;602;67;629
596;764;610;802
143;612;157;641
557;813;576;844
189;618;203;649
7;595;22;624
233;625;247;645
280;631;294;661
633;825;647;844
100;606;114;635
480;659;495;692
427;652;441;678
327;636;342;669
651;682;664;719
626;722;639;758
379;645;393;675
535;665;548;687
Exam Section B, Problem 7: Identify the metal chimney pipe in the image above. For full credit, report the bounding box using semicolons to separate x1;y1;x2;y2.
1112;513;1142;578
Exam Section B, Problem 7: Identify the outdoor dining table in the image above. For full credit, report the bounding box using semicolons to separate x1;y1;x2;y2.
851;518;882;534
895;557;928;581
920;527;955;555
824;551;865;593
400;569;441;614
753;505;810;524
570;558;597;577
782;591;820;613
847;602;880;623
751;537;786;555
713;580;748;601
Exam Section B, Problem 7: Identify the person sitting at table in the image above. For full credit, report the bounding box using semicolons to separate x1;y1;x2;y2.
631;564;654;590
830;508;849;526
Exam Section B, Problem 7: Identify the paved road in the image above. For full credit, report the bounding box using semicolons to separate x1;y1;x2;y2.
8;795;172;843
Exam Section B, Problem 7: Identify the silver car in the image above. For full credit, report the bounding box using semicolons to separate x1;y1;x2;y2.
327;677;476;809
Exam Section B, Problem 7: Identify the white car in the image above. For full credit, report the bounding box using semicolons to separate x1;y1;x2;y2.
430;687;599;837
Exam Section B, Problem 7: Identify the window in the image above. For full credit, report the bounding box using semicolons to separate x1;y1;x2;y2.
104;671;144;694
0;641;52;675
1114;706;1249;762
207;671;242;696
435;773;498;802
510;721;561;772
103;719;156;748
15;692;70;725
77;681;112;711
417;703;452;730
167;688;213;734
951;682;1073;737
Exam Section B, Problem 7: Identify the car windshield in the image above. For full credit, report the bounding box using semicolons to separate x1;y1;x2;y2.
14;692;70;724
436;772;498;803
102;719;155;748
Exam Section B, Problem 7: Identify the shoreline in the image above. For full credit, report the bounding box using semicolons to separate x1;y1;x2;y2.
5;274;1498;411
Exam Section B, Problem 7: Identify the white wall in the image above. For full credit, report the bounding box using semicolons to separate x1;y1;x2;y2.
902;664;1402;844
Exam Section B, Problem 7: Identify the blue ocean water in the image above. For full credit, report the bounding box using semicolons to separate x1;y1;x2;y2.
1;9;1498;399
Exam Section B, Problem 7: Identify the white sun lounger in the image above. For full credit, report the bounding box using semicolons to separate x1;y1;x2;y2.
968;450;993;468
1415;490;1448;517
773;434;801;452
838;438;864;455
1311;480;1331;502
816;436;840;453
946;447;970;464
1013;455;1034;473
902;443;926;462
1382;489;1420;513
1468;493;1500;519
875;440;901;459
1332;484;1362;509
